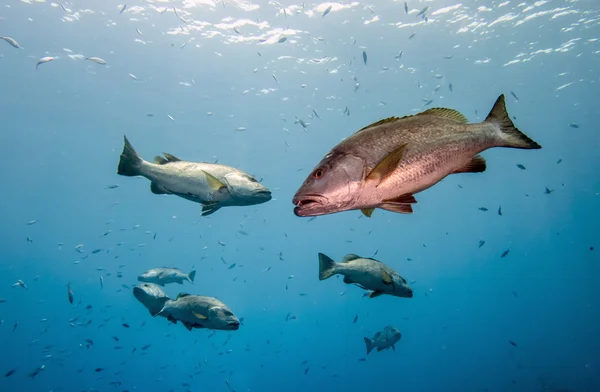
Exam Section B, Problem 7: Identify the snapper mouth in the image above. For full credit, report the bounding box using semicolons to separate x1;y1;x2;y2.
292;194;326;217
226;321;240;330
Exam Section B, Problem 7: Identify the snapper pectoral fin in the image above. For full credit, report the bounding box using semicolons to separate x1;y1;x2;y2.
361;208;375;218
366;143;408;186
182;321;193;331
368;290;384;298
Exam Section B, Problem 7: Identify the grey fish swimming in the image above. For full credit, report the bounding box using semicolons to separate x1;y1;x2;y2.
133;283;171;317
157;293;240;331
318;253;413;298
293;95;541;217
137;267;196;286
117;136;271;216
364;325;402;355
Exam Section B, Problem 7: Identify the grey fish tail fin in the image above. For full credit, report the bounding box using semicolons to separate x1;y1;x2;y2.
117;135;144;176
485;95;541;150
318;253;338;280
364;337;374;355
188;270;196;283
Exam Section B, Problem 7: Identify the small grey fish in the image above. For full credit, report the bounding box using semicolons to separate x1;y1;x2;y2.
158;293;240;331
362;51;367;66
117;136;271;216
0;36;21;48
292;95;541;218
318;253;413;298
137;267;196;286
133;283;171;317
322;5;332;17
364;325;402;354
516;164;526;170
510;91;519;101
67;283;74;304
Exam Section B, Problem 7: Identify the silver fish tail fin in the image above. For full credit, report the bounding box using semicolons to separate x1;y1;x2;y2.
485;95;541;150
364;337;374;355
188;270;196;283
318;253;338;280
118;136;144;176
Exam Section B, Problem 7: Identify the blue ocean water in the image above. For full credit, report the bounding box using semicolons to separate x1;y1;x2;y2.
1;0;599;391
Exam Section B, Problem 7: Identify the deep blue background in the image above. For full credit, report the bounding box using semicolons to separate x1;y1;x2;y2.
1;1;598;391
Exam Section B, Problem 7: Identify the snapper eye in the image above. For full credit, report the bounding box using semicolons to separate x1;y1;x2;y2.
313;168;324;178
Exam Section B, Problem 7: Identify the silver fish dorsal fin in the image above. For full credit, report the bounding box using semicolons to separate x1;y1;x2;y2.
416;108;468;123
176;293;191;299
154;156;169;165
162;153;182;162
355;117;400;133
342;254;361;263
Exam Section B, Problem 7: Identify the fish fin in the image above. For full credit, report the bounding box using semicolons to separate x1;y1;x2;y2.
383;193;417;204
377;346;385;352
341;254;361;263
318;253;338;280
392;344;396;352
378;203;413;214
153;156;168;165
188;270;196;283
343;276;356;284
485;95;541;149
149;309;160;317
117;136;143;176
366;144;408;186
201;203;221;216
182;321;193;331
201;170;227;192
453;155;487;174
150;182;169;195
176;293;191;299
162;153;182;162
368;290;384;298
373;332;381;340
361;208;375;217
417;108;468;123
355;117;400;134
364;337;374;355
166;315;177;324
381;270;393;285
193;312;207;320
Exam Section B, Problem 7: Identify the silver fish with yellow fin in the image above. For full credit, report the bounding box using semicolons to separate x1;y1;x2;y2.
117;136;271;215
293;95;541;217
318;253;413;299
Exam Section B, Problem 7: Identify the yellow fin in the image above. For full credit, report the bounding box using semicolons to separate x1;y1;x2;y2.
381;269;393;284
355;117;400;134
193;312;207;320
201;170;226;191
361;208;375;218
417;108;468;123
366;144;408;186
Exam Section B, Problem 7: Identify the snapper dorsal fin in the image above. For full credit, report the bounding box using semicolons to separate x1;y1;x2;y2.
355;117;400;134
176;293;191;299
417;108;469;123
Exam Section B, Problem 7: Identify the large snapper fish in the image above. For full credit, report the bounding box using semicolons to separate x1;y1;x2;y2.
293;95;541;217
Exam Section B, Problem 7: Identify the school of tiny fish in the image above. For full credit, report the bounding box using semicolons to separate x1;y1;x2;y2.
0;1;597;391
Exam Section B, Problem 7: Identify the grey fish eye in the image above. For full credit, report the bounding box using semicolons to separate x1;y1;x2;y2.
313;168;324;178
